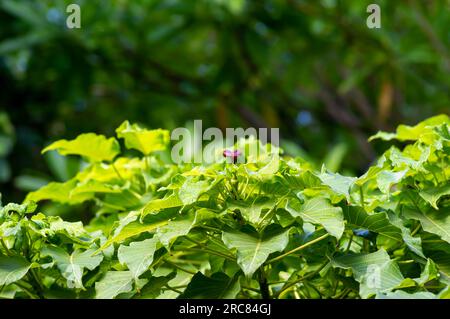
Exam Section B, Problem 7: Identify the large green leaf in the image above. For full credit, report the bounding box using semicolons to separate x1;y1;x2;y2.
369;114;449;143
42;246;103;289
95;271;134;299
179;272;240;299
0;256;31;286
331;249;404;298
133;272;176;299
386;210;425;258
222;225;290;277
98;217;170;252
315;168;356;199
286;197;344;239
157;209;214;247
227;197;277;225
416;259;439;286
141;194;184;218
343;206;403;243
403;206;450;244
118;238;159;279
376;169;408;194
376;291;436;299
116;121;169;155
419;185;450;210
42;133;120;163
178;179;214;205
25;179;92;204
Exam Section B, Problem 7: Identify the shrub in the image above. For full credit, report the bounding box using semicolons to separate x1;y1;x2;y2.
1;115;449;299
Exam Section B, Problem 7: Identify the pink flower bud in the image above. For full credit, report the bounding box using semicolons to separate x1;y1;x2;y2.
223;149;242;163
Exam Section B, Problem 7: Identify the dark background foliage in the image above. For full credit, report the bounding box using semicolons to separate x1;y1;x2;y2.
0;0;449;202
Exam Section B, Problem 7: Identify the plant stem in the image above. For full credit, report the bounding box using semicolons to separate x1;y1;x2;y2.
163;284;183;294
345;235;353;253
258;268;271;299
163;260;197;275
14;282;39;299
183;236;236;261
241;285;261;294
359;186;365;209
411;223;421;236
112;163;125;182
266;233;330;264
28;269;45;299
0;238;12;256
275;260;328;298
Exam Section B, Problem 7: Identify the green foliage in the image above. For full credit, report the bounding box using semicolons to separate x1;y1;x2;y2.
0;116;449;299
42;133;121;163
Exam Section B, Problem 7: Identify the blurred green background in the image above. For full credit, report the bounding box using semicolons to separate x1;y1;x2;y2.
0;0;449;203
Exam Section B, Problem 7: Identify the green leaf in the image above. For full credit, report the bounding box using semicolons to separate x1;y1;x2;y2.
386;210;425;258
116;121;169;155
368;132;397;142
118;238;159;279
95;271;134;299
286;197;344;239
403;206;450;244
42;133;120;163
376;169;408;194
157;209;214;247
133;272;176;299
416;259;439;286
178;179;213;205
141;194;184;218
0;202;36;217
387;146;430;171
25;179;93;204
343;206;403;243
316;168;356;199
227;197;277;225
419;185;450;210
222;225;290;277
42;246;103;289
331;249;404;298
0;256;31;286
376;291;436;299
369;114;449;143
70;180;123;196
179;272;240;299
99;217;170;252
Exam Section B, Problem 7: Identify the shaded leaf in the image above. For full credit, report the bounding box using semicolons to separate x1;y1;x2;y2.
222;225;289;277
179;272;240;299
42;246;103;289
0;256;31;286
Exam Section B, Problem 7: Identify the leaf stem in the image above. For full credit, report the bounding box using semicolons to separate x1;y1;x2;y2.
112;163;125;182
411;223;421;236
183;237;235;261
163;260;197;275
0;238;12;256
258;268;271;299
266;233;330;264
14;282;39;299
345;235;353;253
359;186;365;209
275;260;328;298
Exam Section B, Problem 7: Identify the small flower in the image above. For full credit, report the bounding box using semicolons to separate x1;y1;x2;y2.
223;149;242;163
